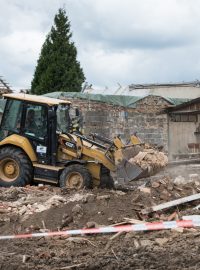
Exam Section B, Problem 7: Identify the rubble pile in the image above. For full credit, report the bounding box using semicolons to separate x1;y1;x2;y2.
129;145;168;177
140;176;200;205
0;186;65;223
0;176;200;269
0;186;94;225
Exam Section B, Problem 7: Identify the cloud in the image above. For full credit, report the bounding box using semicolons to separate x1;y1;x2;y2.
1;0;200;90
0;0;64;89
68;0;199;49
67;0;200;86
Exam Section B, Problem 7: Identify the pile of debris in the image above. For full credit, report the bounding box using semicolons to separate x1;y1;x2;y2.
129;147;168;175
0;186;96;226
0;175;200;231
124;143;169;182
0;174;200;269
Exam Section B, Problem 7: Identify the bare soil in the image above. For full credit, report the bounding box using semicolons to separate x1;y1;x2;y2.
0;176;200;270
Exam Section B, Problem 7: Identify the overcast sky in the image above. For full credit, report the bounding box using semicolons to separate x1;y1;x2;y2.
1;0;200;91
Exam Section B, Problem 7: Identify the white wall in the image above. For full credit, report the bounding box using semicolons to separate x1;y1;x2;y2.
130;86;200;99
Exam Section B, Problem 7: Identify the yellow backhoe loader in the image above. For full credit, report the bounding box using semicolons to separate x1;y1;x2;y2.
0;93;167;189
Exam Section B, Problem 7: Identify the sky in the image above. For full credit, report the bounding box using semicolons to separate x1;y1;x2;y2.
1;0;200;91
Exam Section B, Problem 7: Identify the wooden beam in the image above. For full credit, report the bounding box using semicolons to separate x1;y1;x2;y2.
142;193;200;214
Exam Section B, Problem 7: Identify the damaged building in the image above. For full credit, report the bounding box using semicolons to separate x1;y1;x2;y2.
45;92;189;159
0;77;12;95
0;86;198;161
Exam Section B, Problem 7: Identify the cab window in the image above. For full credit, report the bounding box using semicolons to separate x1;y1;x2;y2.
0;99;22;138
24;104;47;141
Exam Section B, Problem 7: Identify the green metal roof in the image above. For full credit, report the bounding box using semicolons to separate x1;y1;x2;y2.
164;97;191;106
0;93;191;114
44;92;190;108
44;92;143;108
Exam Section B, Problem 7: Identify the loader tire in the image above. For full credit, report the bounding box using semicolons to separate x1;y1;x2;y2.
59;164;93;189
0;146;33;187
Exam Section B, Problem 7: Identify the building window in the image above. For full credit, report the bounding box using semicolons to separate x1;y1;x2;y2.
170;114;197;122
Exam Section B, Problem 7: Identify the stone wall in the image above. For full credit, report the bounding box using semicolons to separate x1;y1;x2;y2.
66;95;169;152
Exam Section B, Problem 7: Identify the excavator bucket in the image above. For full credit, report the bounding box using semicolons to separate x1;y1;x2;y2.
114;145;146;183
114;144;168;184
116;159;145;182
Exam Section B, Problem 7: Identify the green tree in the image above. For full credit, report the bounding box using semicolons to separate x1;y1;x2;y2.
31;8;85;94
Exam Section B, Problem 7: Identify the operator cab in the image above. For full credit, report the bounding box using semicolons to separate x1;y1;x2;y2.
0;94;71;165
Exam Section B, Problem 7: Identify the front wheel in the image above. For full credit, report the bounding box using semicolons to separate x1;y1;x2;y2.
0;146;33;187
59;164;93;189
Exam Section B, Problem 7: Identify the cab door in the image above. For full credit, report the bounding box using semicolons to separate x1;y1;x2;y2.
22;103;49;164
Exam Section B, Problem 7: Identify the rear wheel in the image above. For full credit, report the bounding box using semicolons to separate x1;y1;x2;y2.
0;146;33;187
59;164;93;189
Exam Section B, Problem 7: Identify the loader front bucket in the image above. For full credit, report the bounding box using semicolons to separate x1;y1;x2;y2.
114;144;168;184
115;159;146;183
114;145;146;183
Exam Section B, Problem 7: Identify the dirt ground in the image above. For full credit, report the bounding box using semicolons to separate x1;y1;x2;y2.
0;173;200;270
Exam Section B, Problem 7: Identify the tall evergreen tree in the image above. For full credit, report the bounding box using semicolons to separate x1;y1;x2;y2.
31;8;85;94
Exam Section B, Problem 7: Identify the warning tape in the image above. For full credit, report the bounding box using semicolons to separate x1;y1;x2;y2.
0;219;200;240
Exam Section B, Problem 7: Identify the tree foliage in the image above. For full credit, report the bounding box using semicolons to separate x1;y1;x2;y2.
31;8;85;94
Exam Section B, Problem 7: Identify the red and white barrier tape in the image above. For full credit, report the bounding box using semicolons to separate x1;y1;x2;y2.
0;219;200;240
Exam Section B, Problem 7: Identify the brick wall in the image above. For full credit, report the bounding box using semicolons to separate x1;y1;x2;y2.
66;95;169;152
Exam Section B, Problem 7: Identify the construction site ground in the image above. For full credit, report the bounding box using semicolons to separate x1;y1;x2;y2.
1;165;200;269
